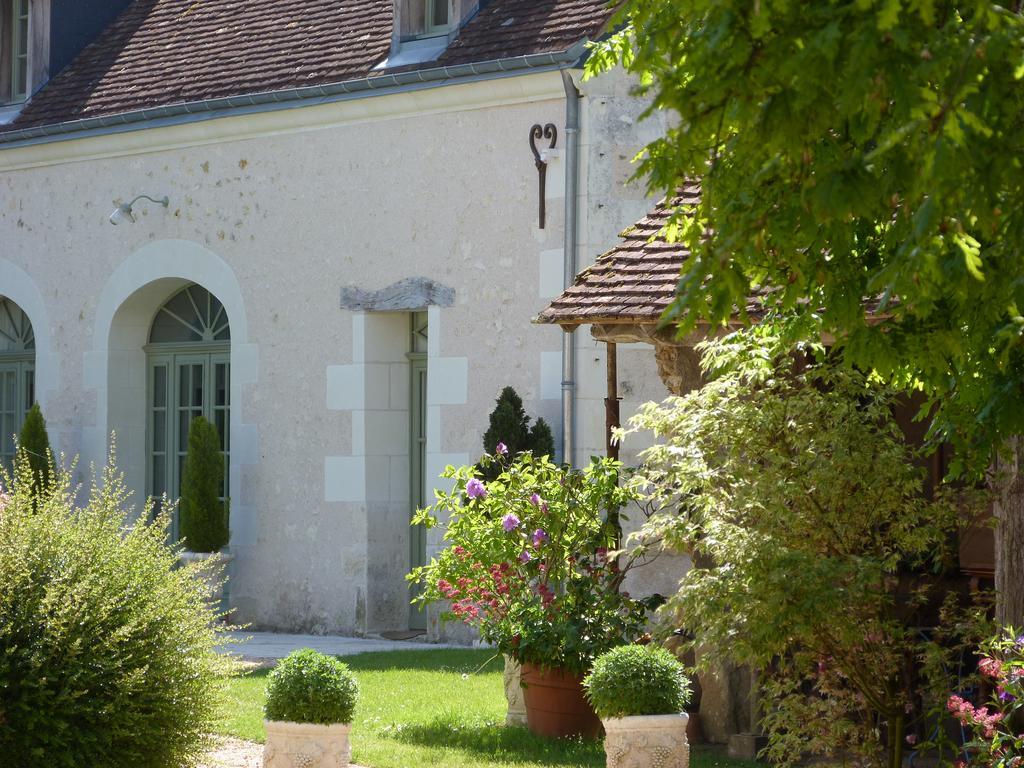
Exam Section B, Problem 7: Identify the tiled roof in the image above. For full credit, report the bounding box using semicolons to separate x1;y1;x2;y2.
536;183;700;327
438;0;613;66
7;0;615;132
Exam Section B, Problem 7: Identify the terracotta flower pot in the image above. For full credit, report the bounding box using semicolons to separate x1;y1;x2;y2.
520;663;602;739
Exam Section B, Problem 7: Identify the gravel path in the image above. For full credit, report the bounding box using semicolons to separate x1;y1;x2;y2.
198;738;263;768
197;736;367;768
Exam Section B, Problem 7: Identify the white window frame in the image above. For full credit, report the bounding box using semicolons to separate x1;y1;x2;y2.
404;0;451;40
1;0;30;105
10;0;28;102
423;0;450;37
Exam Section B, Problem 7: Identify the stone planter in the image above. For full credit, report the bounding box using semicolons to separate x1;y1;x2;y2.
262;720;351;768
178;550;233;618
602;713;689;768
503;656;528;726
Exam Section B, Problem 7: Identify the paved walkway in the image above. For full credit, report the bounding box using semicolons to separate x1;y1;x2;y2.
219;631;449;661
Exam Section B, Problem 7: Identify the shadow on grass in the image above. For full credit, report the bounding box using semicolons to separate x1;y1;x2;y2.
227;648;504;677
379;715;605;767
338;648;505;675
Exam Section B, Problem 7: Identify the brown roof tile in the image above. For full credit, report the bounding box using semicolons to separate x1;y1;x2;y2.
536;183;699;327
7;0;616;132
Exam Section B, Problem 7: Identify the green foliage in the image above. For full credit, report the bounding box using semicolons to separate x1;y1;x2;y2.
264;649;359;725
590;0;1024;476
409;453;654;676
17;403;53;500
583;645;691;719
481;387;555;480
627;331;985;768
0;450;229;768
179;415;228;553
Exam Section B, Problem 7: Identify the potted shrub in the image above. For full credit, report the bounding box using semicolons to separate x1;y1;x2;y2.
177;416;232;614
263;649;359;768
409;450;657;738
584;645;693;768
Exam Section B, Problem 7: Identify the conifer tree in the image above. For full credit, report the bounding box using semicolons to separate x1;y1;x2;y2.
179;416;228;553
17;403;53;500
529;417;555;459
481;388;556;480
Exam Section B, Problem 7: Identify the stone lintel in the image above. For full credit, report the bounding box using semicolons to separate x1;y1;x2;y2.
340;278;455;312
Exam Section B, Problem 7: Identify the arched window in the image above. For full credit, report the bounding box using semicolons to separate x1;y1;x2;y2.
0;297;35;469
147;285;230;535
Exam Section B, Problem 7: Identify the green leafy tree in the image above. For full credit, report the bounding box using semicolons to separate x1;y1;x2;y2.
591;0;1024;624
480;387;555;479
17;402;53;500
627;331;985;768
179;416;228;553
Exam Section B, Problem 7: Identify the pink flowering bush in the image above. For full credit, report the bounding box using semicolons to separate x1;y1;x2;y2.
408;451;655;675
948;629;1024;767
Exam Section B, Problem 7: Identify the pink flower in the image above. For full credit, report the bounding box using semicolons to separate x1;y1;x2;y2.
905;734;917;746
979;657;1003;680
466;478;487;499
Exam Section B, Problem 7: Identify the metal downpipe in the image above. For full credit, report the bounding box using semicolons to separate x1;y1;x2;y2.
561;70;580;467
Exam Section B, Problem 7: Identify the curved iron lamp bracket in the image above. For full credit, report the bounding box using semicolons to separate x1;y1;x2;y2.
530;123;558;229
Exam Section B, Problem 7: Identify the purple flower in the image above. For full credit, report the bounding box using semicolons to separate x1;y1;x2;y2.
502;513;520;532
532;528;548;548
466;478;487;499
998;688;1017;703
495;442;508;456
529;493;542;507
518;550;532;563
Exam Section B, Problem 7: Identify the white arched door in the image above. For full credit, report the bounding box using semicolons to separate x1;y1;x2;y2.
146;285;230;538
0;297;35;470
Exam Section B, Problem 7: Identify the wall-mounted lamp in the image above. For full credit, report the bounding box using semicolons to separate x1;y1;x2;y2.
109;194;169;226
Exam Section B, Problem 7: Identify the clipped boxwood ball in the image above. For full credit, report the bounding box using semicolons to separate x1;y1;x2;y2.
584;645;692;720
265;649;359;725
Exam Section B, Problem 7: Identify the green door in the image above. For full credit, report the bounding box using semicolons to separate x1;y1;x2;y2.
408;312;429;630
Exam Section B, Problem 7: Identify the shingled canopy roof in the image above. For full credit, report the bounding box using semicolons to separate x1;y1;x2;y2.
536;183;699;332
3;0;615;135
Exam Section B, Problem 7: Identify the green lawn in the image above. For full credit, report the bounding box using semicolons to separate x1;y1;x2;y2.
218;648;760;768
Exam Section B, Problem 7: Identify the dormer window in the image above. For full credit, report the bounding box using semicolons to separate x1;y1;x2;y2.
401;0;450;40
1;0;29;104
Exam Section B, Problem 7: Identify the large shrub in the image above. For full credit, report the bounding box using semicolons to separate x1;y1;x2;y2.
0;452;229;768
17;402;53;499
179;415;228;553
628;330;984;768
409;452;655;676
265;649;359;725
584;645;691;719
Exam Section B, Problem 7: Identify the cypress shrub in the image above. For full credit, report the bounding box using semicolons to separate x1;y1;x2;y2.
0;453;228;768
17;403;53;499
179;416;228;553
480;387;555;480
